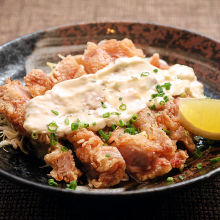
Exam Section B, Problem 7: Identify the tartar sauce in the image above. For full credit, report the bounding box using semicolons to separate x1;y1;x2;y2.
24;57;204;136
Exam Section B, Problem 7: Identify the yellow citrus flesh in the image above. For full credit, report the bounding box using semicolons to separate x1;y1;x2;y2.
179;98;220;140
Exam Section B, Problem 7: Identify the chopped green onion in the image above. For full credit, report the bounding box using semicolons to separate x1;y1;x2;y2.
111;124;117;130
105;154;111;158
167;177;174;182
179;176;184;181
83;123;89;128
196;163;203;170
101;101;107;108
98;129;110;142
163;96;169;102
111;112;121;115
119;104;127;111
61;146;69;152
119;119;125;127
141;72;149;77
64;117;69;125
71;122;79;131
119;97;123;101
51;110;59;115
48;178;58;187
47;122;58;132
210;157;220;164
124;127;138;135
31;132;38;140
151;94;158;98
92;122;97;126
163;129;170;135
147;113;151;116
159;100;165;106
161;82;171;90
156;85;163;94
153;69;158;73
150;104;156;110
130;114;138;123
50;133;58;146
66;181;77;190
102;112;110;118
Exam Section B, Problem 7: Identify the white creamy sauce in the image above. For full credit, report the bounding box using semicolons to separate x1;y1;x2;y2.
24;57;204;136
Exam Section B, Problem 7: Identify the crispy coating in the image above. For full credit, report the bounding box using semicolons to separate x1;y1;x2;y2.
67;128;126;188
0;79;31;135
109;128;172;181
25;55;86;97
155;99;195;152
150;53;170;70
24;69;53;97
82;38;145;73
44;144;81;183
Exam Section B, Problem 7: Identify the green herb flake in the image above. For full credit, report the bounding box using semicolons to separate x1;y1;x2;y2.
61;146;69;152
147;113;151;116
130;114;138;123
98;129;109;142
48;178;58;187
64;117;69;125
151;94;158;99
50;133;58;146
51;110;59;115
179;176;184;181
111;124;117;130
163;129;170;135
119;104;127;111
83;123;89;128
111;112;121;116
124;127;138;135
47;122;58;132
119;119;125;127
92;122;97;126
102;112;110;118
141;72;149;77
159;100;165;106
180;92;186;98
153;69;158;73
101;101;107;108
196;163;203;170
163;96;169;102
31;132;38;140
119;97;123;101
105;154;111;158
150;104;156;110
156;85;164;94
161;82;171;90
210;157;220;164
71;122;79;131
167;177;174;182
66;181;77;190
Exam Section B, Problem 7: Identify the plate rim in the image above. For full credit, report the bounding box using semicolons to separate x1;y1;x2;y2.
0;21;219;196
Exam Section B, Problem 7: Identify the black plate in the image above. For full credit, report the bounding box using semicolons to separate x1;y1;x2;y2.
0;22;219;196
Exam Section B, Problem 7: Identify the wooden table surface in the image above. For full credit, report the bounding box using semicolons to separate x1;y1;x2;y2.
0;0;220;45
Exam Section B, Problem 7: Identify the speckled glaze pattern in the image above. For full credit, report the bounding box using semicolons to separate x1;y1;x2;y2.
0;22;219;196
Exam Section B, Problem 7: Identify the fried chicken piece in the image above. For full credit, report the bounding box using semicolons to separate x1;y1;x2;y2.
24;69;53;97
50;55;86;84
25;55;86;97
170;149;188;170
150;53;170;70
0;79;31;135
44;143;81;183
109;128;172;181
82;38;145;73
67;128;126;188
134;107;176;160
155;99;195;152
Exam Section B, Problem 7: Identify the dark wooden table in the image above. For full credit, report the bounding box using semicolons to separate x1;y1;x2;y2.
0;0;220;219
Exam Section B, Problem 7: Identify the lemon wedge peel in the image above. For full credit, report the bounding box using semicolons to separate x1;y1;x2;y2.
179;98;220;140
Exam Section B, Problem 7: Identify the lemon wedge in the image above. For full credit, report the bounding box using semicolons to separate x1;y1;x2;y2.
179;98;220;140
